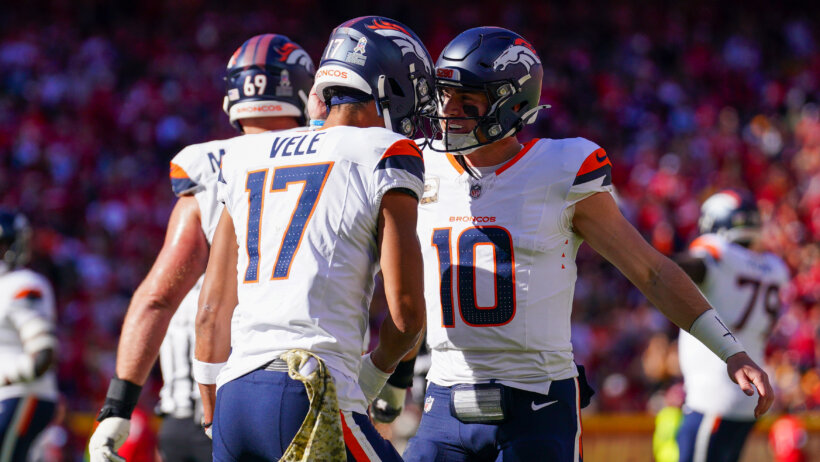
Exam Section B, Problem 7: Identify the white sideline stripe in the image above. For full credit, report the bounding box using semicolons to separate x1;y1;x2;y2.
341;410;382;462
574;377;582;462
0;395;33;462
694;413;719;462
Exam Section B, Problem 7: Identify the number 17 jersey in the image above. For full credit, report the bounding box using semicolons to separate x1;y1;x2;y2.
418;137;613;395
216;126;424;413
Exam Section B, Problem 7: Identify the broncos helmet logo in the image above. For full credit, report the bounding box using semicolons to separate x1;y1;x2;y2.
367;19;432;74
276;43;315;74
492;39;541;72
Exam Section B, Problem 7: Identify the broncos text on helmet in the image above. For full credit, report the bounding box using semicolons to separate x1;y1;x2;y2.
313;16;435;138
223;34;315;132
698;189;762;246
427;27;549;154
0;210;31;273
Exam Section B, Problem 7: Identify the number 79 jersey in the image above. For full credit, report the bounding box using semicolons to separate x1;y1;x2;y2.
418;137;614;395
216;126;424;413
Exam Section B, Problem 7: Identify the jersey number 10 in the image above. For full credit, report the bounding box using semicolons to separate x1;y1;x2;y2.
243;162;333;283
431;227;516;327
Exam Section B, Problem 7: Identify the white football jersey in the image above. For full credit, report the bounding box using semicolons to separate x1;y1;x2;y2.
158;136;244;416
679;234;789;419
216;126;425;413
418;138;614;395
0;269;58;401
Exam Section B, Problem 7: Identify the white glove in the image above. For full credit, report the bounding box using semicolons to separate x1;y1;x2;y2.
88;417;130;462
371;383;407;423
358;353;391;403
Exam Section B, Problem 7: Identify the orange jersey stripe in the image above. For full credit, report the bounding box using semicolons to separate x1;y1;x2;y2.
446;153;465;174
169;162;190;179
496;138;539;175
14;289;42;300
381;139;423;160
576;148;611;177
690;236;722;260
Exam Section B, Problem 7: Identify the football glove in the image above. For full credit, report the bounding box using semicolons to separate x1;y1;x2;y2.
88;417;130;462
371;383;407;423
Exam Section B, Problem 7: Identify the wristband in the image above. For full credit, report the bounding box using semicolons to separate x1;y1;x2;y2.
386;357;416;389
688;309;745;361
192;358;227;385
358;353;391;403
96;377;142;421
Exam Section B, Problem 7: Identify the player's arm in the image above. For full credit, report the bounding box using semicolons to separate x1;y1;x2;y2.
573;192;774;418
0;290;57;386
194;208;238;432
90;196;208;461
359;190;426;403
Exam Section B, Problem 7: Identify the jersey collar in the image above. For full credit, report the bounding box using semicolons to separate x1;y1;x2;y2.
445;139;540;177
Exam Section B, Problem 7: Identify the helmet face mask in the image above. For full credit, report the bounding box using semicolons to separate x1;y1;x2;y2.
223;35;315;132
698;190;762;246
423;27;549;154
0;211;31;273
313;16;435;137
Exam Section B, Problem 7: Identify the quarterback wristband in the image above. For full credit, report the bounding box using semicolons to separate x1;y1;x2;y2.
688;309;746;361
359;353;391;403
386;357;416;389
192;359;226;385
96;377;142;421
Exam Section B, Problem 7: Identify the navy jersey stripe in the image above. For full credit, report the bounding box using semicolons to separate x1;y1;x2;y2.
171;177;198;196
376;155;424;183
572;164;611;186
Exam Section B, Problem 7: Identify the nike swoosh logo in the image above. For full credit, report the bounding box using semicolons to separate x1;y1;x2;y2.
531;400;558;411
596;153;607;162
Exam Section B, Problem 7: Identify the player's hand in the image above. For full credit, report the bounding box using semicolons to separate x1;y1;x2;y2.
88;416;130;462
371;383;407;423
726;352;774;418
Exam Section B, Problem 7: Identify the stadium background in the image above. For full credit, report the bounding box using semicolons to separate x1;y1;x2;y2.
1;0;817;459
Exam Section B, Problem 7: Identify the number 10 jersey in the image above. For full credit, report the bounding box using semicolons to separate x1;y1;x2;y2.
418;137;614;395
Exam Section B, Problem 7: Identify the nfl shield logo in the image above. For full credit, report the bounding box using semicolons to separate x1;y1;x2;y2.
424;396;435;413
469;183;482;198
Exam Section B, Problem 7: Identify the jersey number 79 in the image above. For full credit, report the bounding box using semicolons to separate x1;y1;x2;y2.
431;227;516;327
243;162;333;282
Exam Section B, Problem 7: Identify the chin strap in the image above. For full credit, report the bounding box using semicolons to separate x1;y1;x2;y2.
520;104;551;125
377;75;393;132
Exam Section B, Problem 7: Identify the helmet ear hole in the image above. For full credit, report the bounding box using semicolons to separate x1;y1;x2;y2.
387;78;404;97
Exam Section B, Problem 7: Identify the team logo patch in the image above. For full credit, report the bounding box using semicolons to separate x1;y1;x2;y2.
469;183;482;199
424;396;435;413
492;38;541;72
421;176;439;204
346;36;368;66
367;20;432;74
276;43;315;74
276;69;293;96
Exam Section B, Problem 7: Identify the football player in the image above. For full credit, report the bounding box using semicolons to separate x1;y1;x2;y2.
386;27;775;462
0;210;59;462
193;16;432;461
675;190;789;462
87;35;315;462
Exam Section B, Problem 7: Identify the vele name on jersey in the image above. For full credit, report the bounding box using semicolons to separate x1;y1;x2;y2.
270;131;326;158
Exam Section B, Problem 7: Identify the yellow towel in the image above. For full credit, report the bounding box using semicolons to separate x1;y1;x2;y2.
280;349;346;462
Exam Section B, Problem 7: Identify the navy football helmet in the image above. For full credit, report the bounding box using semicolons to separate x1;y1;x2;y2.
698;190;762;245
0;210;31;272
313;16;435;137
426;27;548;154
223;34;315;132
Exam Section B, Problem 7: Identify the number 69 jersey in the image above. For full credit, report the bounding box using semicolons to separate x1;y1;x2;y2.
678;234;789;419
216;126;424;413
418;137;613;395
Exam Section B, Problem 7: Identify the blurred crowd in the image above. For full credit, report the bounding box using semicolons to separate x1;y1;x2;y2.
0;0;817;458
